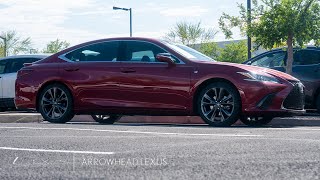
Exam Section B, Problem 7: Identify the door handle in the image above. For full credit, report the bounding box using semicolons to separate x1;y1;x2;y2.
121;68;136;73
64;68;79;72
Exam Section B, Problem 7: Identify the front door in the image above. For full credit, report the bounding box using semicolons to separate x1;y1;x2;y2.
117;40;191;114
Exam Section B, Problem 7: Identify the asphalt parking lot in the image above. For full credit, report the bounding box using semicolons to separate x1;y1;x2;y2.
0;120;320;179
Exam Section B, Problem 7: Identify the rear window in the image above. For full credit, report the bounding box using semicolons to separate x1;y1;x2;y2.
293;50;320;65
65;41;119;62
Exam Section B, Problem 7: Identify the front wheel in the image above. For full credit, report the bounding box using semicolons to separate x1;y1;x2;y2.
38;84;74;123
240;116;273;126
197;82;241;127
91;115;121;124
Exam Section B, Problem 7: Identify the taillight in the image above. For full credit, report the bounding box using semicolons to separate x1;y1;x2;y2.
17;68;34;78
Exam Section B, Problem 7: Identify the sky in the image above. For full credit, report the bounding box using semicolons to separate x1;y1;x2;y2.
0;0;244;50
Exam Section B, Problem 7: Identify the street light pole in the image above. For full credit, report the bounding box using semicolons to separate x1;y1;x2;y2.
113;6;133;37
0;35;7;57
247;0;252;59
129;8;132;37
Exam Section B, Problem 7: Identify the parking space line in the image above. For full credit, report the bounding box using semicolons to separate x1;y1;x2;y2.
0;126;262;137
0;147;114;155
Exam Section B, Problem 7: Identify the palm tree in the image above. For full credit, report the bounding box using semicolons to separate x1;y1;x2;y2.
0;30;32;57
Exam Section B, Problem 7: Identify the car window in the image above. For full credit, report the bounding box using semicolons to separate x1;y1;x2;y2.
5;58;41;73
251;51;286;67
119;41;176;63
0;60;6;74
65;41;119;62
293;50;320;65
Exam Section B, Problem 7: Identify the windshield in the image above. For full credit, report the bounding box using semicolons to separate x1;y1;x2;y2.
163;42;215;62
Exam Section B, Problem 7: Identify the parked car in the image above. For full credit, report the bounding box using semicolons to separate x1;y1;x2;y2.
243;47;320;112
0;55;48;111
15;37;305;126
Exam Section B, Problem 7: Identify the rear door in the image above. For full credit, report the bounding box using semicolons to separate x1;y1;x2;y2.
60;41;123;111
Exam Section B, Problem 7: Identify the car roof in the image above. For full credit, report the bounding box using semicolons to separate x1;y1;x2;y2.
271;46;320;51
0;54;50;61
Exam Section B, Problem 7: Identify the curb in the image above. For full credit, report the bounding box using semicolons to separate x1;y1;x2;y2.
1;113;320;126
0;113;43;123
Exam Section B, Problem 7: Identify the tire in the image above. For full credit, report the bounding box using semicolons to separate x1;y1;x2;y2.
197;82;241;127
0;108;8;112
91;115;121;124
38;84;74;123
240;116;273;126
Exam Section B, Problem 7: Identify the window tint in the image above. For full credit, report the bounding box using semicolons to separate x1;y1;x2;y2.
119;41;170;62
0;60;6;74
6;58;40;73
293;50;320;65
251;51;286;67
65;41;119;62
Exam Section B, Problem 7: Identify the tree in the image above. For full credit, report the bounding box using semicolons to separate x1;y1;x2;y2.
43;39;70;53
165;21;217;48
199;42;220;59
219;0;320;74
0;30;32;57
217;41;248;63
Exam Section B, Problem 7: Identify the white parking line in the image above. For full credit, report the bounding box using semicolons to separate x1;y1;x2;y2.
267;127;320;131
0;126;262;137
0;147;114;155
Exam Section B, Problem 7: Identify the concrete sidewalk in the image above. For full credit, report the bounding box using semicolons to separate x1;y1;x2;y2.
1;112;320;126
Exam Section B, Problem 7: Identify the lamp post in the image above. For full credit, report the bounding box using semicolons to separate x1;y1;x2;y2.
247;0;252;59
113;6;132;37
0;35;7;57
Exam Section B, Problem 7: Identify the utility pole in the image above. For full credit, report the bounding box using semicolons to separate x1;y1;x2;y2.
247;0;252;59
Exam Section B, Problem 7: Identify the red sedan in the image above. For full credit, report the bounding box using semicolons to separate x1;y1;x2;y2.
15;37;305;126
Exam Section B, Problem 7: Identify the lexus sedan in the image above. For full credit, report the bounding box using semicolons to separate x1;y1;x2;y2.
15;37;305;126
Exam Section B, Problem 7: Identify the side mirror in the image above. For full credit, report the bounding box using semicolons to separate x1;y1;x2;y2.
156;53;175;66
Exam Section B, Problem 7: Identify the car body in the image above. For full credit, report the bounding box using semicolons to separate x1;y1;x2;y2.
0;55;48;111
15;37;305;126
243;47;320;111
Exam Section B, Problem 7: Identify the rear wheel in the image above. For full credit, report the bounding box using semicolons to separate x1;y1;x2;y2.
197;82;241;127
91;115;121;124
38;84;74;123
240;116;273;126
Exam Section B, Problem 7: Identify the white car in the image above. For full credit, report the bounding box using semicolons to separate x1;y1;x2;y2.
0;55;48;111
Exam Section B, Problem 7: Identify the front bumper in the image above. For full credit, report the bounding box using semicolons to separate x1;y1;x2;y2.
240;80;305;117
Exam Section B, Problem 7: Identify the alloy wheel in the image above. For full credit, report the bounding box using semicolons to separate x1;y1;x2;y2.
41;87;68;119
201;87;234;122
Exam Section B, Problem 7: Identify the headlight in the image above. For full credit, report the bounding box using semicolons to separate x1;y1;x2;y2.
237;72;280;84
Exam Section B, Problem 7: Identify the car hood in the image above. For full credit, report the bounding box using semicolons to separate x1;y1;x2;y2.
198;61;299;82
